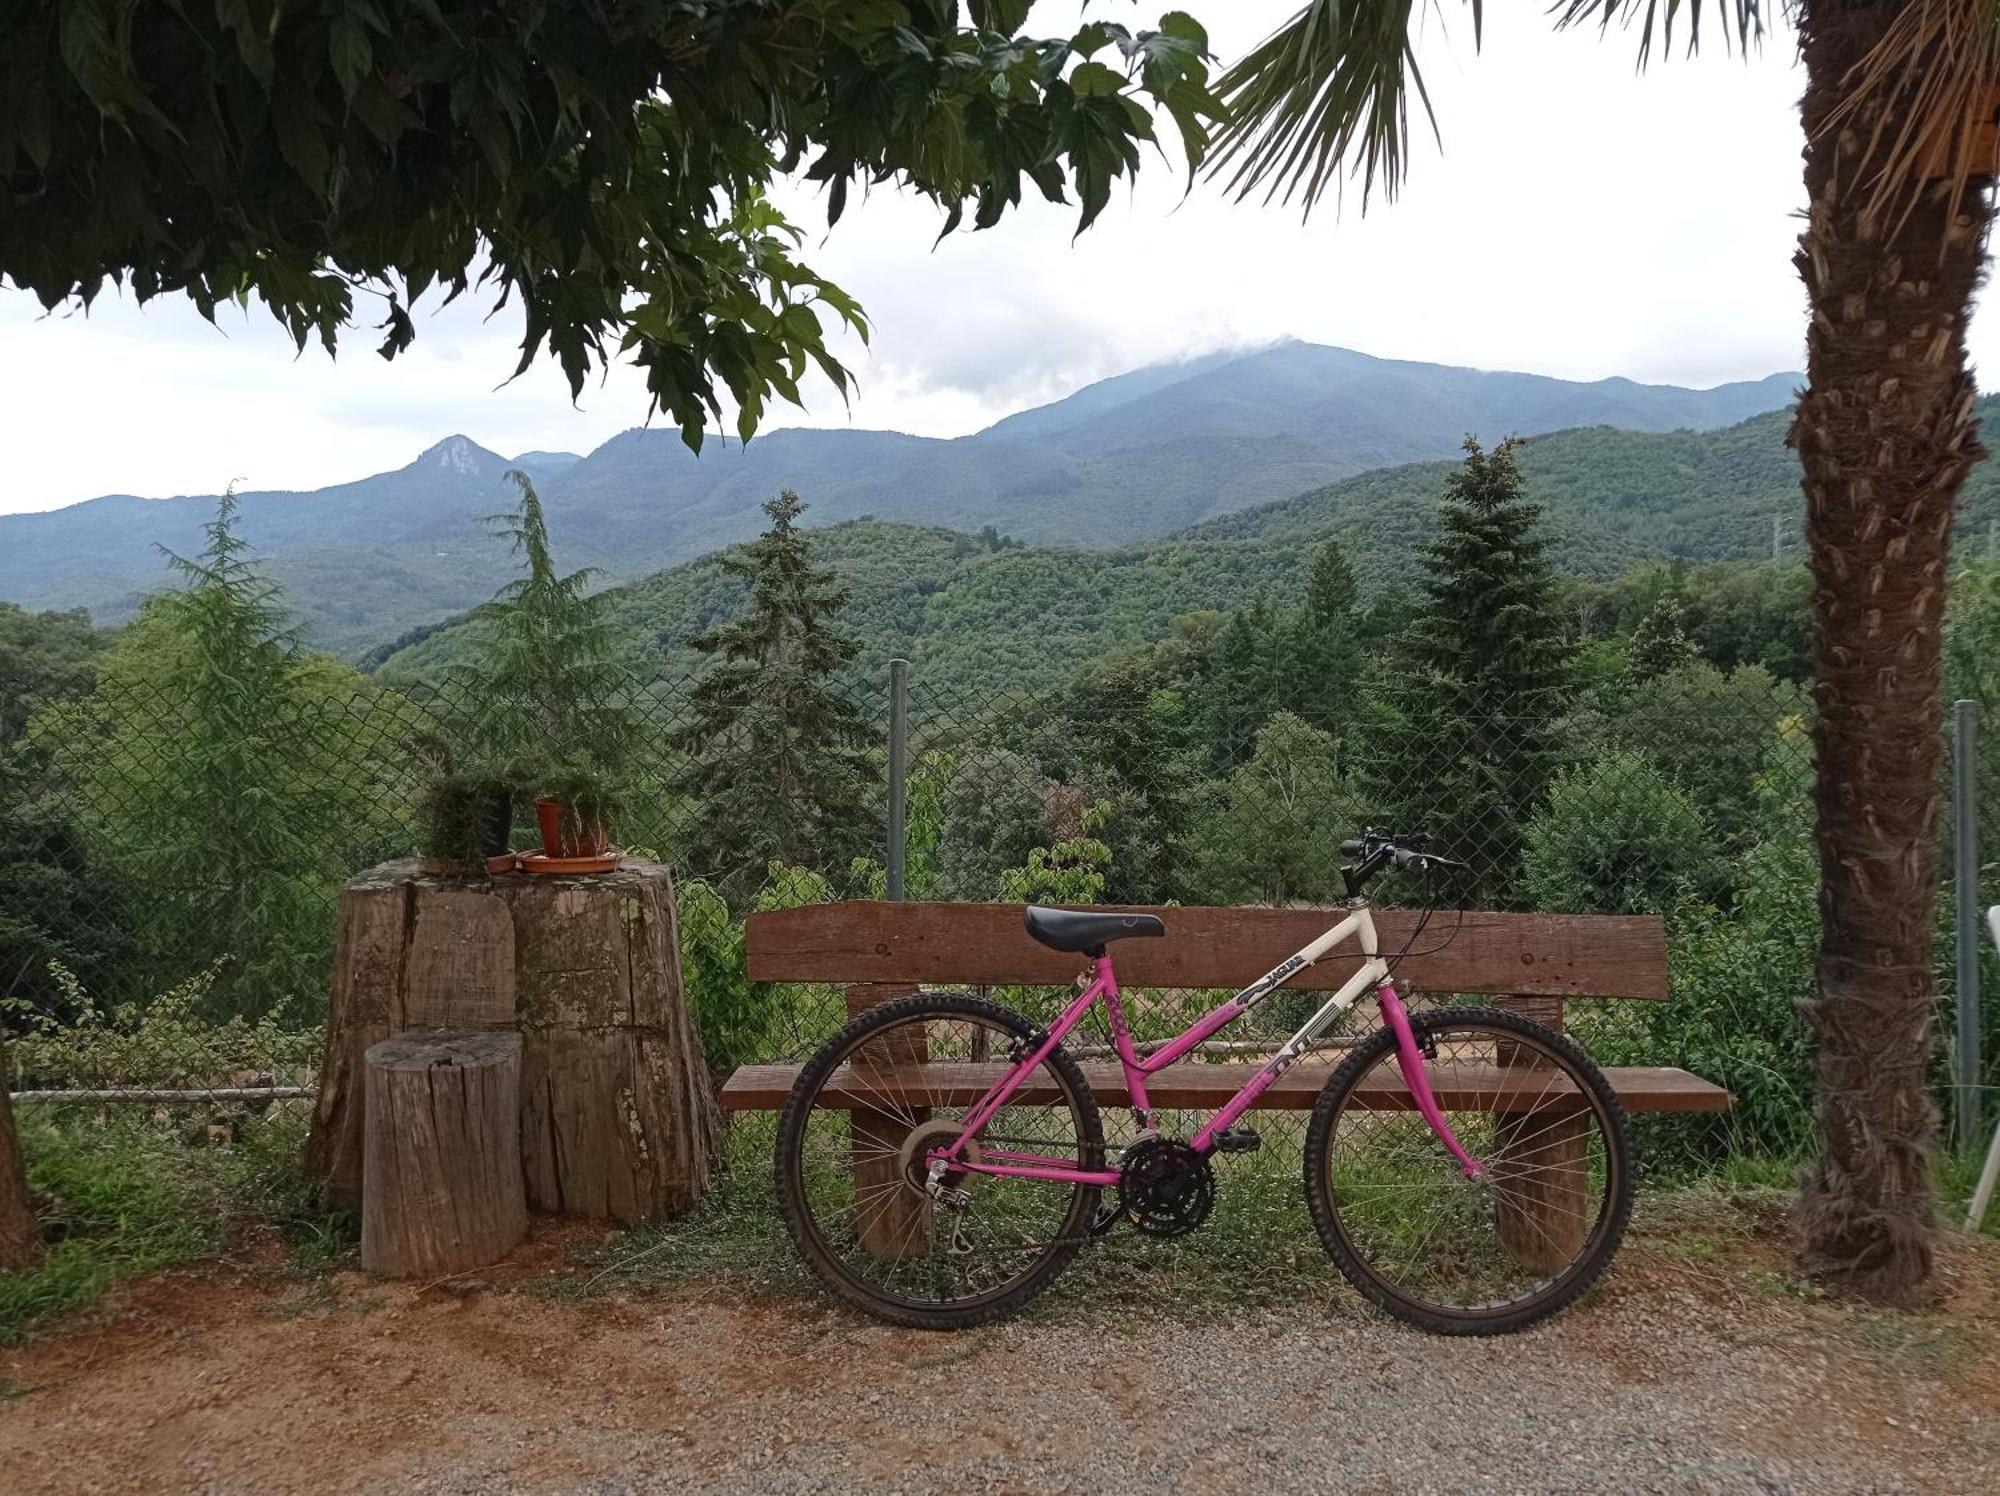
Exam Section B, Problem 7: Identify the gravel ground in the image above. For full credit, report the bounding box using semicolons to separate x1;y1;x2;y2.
4;1210;1997;1495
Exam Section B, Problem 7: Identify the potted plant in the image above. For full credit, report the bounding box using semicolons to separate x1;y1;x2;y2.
420;770;518;876
533;767;616;862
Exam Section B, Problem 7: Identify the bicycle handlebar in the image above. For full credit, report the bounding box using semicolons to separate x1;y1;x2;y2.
1338;830;1468;893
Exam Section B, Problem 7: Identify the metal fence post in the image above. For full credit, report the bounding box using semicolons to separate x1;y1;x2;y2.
1954;698;1982;1153
887;659;909;902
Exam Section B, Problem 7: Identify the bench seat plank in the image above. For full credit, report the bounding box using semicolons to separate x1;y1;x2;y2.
745;902;1669;999
721;1061;1730;1115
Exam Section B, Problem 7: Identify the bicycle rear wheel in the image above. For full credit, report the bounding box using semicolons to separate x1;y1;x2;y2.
775;992;1104;1329
1303;1007;1633;1335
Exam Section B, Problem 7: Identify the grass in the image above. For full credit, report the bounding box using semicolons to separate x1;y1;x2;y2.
5;1095;1992;1345
0;1102;351;1345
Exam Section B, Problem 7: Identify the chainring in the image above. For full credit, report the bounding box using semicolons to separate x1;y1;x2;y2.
1117;1136;1215;1238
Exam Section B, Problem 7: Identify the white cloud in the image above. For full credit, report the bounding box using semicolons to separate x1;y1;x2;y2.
0;7;1969;515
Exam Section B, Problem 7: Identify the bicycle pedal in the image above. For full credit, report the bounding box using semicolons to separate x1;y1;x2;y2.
1089;1201;1128;1237
1213;1128;1262;1155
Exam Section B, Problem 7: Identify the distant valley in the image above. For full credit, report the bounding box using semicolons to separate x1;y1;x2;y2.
0;341;1805;656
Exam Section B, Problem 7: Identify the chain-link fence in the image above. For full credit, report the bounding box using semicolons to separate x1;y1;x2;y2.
2;657;1992;1180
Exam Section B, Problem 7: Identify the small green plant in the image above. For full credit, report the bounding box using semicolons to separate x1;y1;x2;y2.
1000;798;1115;905
418;771;515;870
2;960;318;1092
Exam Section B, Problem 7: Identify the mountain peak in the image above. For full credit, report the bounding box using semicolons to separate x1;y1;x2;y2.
414;435;505;478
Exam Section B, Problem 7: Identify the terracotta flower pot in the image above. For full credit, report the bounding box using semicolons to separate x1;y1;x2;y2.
535;796;609;859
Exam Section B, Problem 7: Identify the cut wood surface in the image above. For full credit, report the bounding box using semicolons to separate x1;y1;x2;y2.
361;1031;526;1279
307;858;720;1222
721;1061;1729;1114
745;902;1669;998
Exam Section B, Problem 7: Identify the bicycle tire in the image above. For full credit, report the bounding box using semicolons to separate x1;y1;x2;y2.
775;991;1105;1330
1303;1006;1634;1336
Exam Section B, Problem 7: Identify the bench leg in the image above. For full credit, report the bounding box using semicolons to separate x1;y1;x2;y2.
1490;997;1589;1274
847;984;931;1262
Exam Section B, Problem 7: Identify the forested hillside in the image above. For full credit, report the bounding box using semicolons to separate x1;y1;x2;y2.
374;400;1982;697
0;342;1797;655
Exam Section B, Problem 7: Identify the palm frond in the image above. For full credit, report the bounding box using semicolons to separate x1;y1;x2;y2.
1816;0;2000;230
1208;0;1767;215
1551;1;1764;64
1207;0;1455;213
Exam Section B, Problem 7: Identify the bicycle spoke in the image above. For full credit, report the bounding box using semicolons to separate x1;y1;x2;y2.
1311;1014;1630;1327
781;1002;1102;1321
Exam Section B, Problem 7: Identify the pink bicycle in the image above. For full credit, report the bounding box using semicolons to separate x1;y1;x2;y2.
775;832;1634;1335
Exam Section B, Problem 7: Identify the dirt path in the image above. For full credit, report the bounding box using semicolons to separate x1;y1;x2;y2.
5;1216;1998;1495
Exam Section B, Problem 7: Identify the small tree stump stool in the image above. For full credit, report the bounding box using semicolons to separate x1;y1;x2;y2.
307;858;720;1225
362;1031;527;1278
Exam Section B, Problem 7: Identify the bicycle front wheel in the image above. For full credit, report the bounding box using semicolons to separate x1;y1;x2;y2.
1304;1007;1633;1335
775;992;1105;1329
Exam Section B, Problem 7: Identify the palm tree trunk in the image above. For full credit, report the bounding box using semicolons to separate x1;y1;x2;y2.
1791;0;1992;1305
0;1036;40;1271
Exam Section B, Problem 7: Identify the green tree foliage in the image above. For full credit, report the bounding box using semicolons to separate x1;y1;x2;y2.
1382;438;1570;894
1184;713;1358;906
1589;727;1821;1168
473;471;638;789
675;863;842;1077
29;496;404;1018
675;492;876;899
1045;653;1204;902
4;2;1216;445
998;797;1115;906
1627;594;1701;679
0;605;116;1021
934;746;1051;900
1521;752;1719;917
1603;662;1808;850
0;606;102;745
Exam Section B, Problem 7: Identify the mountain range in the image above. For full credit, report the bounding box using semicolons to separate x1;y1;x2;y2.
0;341;1805;656
372;401;2000;700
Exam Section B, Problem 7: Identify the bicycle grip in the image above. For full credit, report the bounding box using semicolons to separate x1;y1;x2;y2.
1339;839;1365;856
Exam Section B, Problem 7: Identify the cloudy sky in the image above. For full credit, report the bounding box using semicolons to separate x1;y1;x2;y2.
0;4;1947;515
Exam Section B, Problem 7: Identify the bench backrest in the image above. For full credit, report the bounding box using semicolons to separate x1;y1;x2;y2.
744;902;1669;1000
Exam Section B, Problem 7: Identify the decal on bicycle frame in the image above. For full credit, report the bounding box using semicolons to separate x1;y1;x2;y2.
1236;953;1308;1012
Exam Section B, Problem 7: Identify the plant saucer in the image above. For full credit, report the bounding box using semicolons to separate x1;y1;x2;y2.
517;850;620;876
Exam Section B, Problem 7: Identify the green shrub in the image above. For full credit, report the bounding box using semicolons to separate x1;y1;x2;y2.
1522;750;1719;916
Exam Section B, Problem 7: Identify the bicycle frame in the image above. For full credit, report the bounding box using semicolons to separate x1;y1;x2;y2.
928;902;1484;1189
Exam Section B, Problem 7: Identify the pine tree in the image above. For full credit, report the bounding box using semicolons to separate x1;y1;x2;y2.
1294;534;1363;723
37;492;402;1016
1392;438;1571;896
1306;535;1358;624
675;491;877;899
476;471;636;786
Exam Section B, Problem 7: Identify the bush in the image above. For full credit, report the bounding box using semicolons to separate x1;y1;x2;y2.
678;864;845;1076
1522;751;1719;916
1586;730;1820;1171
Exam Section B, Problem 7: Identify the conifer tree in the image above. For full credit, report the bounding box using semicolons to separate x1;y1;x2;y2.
37;493;400;1015
475;471;636;786
675;492;876;899
1306;535;1358;625
1392;438;1571;895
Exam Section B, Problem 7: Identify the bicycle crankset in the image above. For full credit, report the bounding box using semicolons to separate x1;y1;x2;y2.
1117;1136;1215;1238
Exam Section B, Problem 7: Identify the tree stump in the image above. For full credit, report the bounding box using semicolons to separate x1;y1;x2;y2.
362;1031;526;1278
1489;997;1589;1273
0;1035;41;1271
307;858;720;1224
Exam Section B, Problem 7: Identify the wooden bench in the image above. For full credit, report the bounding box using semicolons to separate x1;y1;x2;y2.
723;901;1730;1117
